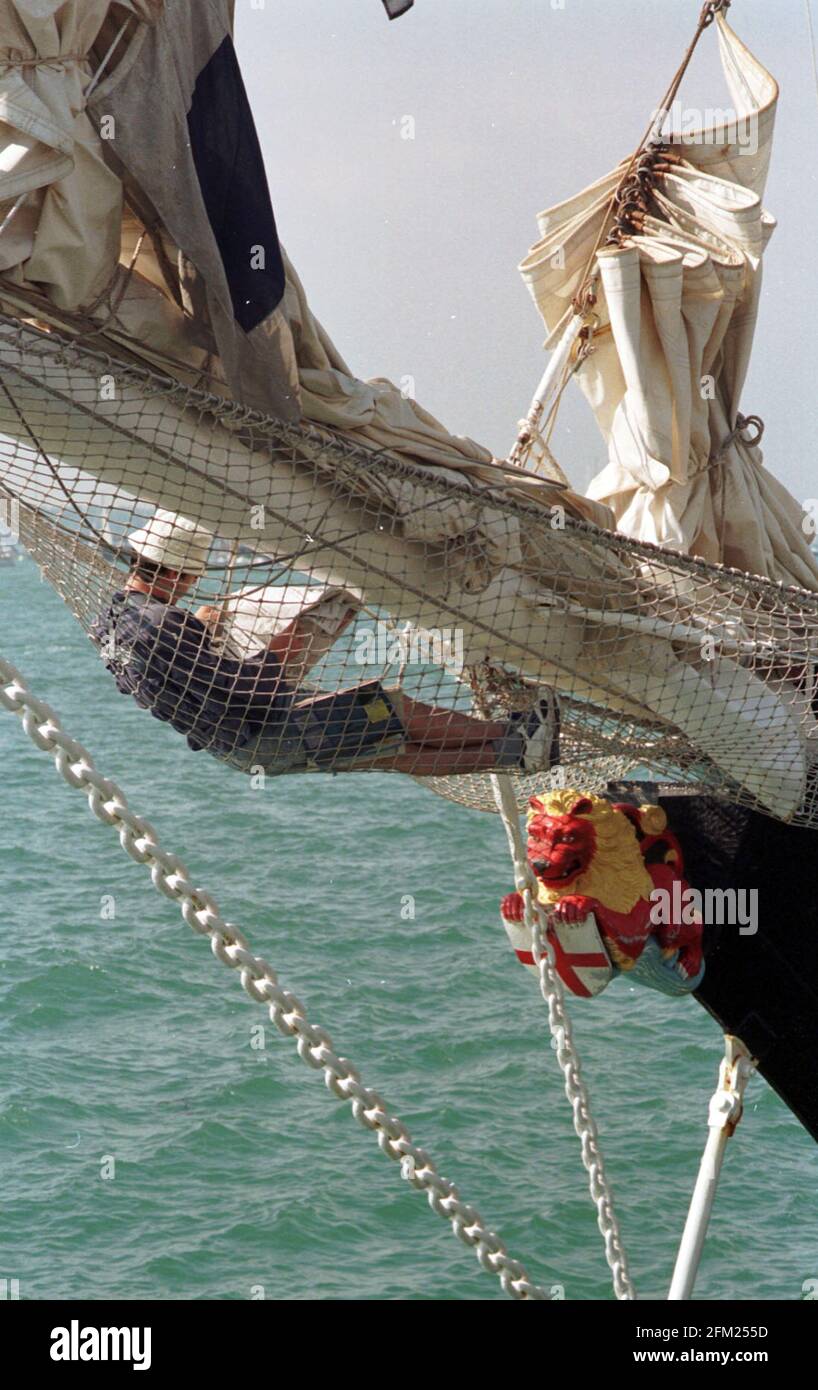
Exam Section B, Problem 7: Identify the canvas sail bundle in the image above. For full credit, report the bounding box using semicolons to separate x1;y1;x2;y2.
0;0;605;541
0;1;815;826
519;10;818;591
0;0;298;416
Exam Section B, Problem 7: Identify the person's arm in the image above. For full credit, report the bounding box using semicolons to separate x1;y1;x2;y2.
265;618;312;668
196;607;321;674
195;604;223;630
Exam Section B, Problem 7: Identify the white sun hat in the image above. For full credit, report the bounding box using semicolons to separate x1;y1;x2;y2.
127;509;213;577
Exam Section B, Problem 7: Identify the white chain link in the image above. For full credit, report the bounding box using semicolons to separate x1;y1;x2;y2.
490;771;637;1300
0;654;553;1301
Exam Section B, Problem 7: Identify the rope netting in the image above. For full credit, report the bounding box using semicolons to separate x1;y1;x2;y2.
1;315;816;824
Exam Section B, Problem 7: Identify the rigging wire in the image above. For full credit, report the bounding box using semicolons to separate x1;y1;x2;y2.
572;0;732;315
512;1;732;472
805;0;818;114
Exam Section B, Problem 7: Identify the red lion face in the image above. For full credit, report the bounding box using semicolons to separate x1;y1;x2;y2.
526;796;596;889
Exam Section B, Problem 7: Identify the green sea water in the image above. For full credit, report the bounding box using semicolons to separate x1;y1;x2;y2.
1;556;816;1301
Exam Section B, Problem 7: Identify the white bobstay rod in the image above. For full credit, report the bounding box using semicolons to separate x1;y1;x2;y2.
668;1035;755;1301
507;312;584;467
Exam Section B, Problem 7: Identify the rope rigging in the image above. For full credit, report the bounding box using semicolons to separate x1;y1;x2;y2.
510;0;735;475
573;0;734;315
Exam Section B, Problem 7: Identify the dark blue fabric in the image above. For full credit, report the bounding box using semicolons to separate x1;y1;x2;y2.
186;35;285;333
297;683;406;765
91;591;293;756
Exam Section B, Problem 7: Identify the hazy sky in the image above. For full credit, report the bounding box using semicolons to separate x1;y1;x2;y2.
236;0;818;504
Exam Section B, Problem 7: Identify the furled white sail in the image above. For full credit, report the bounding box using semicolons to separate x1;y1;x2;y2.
519;11;818;591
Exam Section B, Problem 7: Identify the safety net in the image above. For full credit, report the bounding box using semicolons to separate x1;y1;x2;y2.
1;315;816;824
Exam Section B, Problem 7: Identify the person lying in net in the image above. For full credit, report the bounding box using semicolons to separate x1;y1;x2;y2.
91;510;560;777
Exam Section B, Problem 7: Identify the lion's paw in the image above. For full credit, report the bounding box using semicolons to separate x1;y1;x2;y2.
500;891;525;923
551;894;596;924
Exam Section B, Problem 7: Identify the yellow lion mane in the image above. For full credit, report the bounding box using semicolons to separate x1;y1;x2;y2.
526;788;660;915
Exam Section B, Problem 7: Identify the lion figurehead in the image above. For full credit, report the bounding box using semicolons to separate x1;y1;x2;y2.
525;789;667;914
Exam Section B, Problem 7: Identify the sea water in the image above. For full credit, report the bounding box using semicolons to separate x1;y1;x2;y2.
1;557;815;1301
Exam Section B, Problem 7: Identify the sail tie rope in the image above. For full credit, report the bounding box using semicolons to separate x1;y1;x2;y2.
490;772;637;1300
0;651;556;1302
708;412;765;466
0;53;87;69
71;226;149;343
705;413;765;552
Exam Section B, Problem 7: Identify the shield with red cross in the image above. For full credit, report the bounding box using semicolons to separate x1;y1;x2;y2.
501;909;614;998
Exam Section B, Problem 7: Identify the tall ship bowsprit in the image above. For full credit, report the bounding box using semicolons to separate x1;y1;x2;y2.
0;0;815;1304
